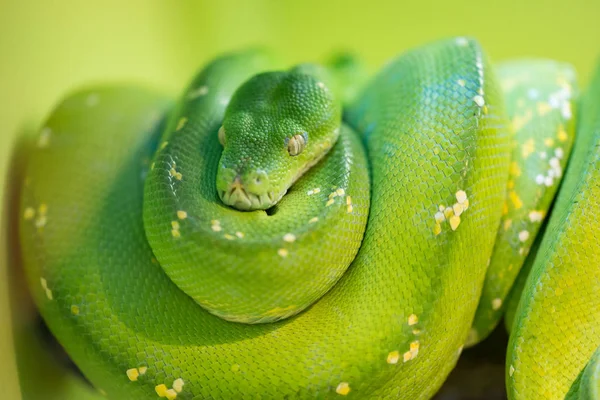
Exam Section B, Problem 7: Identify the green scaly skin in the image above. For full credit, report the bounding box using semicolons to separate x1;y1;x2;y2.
503;220;546;333
580;346;600;399
467;60;578;346
145;53;369;323
216;64;341;212
506;60;600;399
17;37;598;399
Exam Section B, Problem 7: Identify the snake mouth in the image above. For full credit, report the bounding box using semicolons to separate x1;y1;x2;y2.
220;187;275;211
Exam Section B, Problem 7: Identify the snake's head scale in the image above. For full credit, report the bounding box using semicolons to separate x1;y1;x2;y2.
216;65;342;211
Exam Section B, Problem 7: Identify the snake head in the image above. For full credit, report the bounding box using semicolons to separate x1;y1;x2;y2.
216;66;341;211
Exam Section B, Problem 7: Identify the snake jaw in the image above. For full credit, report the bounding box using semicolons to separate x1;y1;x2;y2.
216;168;283;210
221;187;252;210
219;178;277;211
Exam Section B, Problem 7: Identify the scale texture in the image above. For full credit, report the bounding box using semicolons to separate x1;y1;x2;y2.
468;60;577;345
506;61;600;399
18;38;596;400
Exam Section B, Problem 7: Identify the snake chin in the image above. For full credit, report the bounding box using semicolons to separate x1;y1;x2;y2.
220;187;277;211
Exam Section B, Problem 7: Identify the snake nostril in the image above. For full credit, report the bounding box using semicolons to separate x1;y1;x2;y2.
254;171;268;186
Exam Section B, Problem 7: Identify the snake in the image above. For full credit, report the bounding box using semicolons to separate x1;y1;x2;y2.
17;37;600;399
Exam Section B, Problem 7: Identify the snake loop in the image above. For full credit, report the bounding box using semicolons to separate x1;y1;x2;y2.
18;38;600;399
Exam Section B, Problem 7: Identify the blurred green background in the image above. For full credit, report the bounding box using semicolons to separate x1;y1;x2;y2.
1;1;599;397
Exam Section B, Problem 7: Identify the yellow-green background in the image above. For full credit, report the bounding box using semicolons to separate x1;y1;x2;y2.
1;1;599;397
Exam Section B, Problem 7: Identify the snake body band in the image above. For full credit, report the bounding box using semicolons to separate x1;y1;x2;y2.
19;38;600;399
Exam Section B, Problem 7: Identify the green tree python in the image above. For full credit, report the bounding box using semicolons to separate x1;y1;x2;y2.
18;38;600;399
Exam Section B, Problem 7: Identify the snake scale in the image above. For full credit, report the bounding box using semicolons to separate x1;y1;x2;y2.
18;38;600;399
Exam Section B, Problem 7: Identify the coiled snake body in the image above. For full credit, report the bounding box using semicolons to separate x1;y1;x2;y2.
19;38;600;399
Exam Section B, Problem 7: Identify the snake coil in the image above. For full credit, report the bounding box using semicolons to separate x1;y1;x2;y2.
19;38;600;399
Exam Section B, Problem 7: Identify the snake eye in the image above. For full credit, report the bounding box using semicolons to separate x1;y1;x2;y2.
218;126;226;146
287;134;306;156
